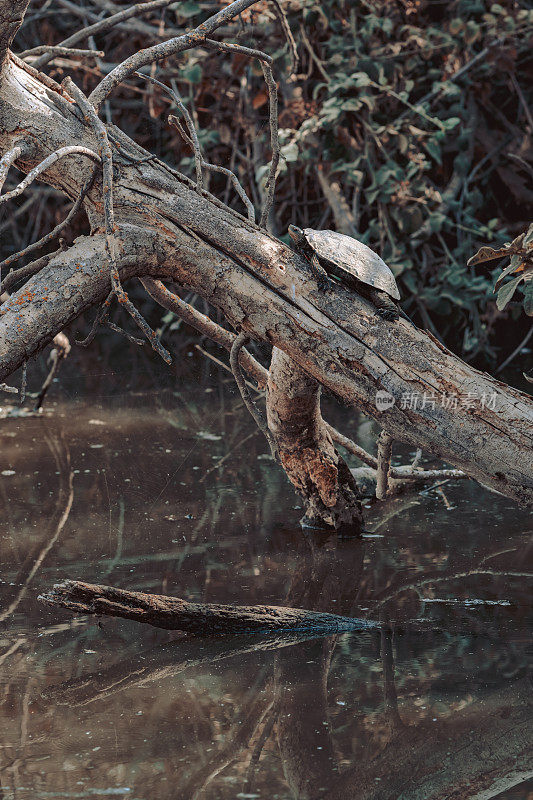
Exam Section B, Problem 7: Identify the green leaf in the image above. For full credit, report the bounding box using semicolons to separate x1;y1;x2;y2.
280;142;299;162
442;117;461;131
523;223;533;248
429;213;447;233
496;275;524;310
181;63;202;84
352;72;373;87
523;279;533;316
449;18;463;34
494;259;524;289
342;99;362;112
425;139;442;164
177;1;201;17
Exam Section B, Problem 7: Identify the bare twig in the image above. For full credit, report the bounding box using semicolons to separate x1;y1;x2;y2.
75;292;112;347
20;359;27;403
136;72;204;190
141;277;267;386
411;448;423;469
105;320;146;346
376;431;393;499
19;45;104;60
195;344;261;392
202;38;279;225
0;382;18;394
200;430;258;483
510;73;533;131
259;61;279;228
88;0;265;110
269;0;298;75
496;326;533;374
0;168;97;275
506;152;533;180
0;142;28;193
63;77;172;364
325;422;378;468
33;333;71;411
137;68;254;216
33;0;179;69
299;22;330;83
1;250;60;295
0;146;100;205
230;331;279;460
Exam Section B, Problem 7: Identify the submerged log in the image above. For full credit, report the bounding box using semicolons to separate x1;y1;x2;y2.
39;580;381;634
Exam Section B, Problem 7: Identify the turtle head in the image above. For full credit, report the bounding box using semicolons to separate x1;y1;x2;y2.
288;224;305;246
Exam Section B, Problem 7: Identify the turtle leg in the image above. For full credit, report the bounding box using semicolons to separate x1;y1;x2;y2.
308;252;331;292
365;288;400;321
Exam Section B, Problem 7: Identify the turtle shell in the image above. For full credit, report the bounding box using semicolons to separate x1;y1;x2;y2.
303;228;400;300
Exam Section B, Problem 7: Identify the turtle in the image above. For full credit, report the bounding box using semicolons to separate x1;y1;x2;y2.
288;225;409;322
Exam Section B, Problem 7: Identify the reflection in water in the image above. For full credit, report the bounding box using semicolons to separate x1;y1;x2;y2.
0;393;531;799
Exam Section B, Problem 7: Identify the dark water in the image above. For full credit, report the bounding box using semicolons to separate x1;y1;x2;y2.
0;384;531;800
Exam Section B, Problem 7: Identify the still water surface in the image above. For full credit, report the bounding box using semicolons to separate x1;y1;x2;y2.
0;386;531;799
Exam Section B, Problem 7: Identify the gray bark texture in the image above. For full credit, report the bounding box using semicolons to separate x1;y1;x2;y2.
0;11;532;508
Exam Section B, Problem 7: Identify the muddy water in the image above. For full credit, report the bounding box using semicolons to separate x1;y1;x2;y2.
0;386;531;800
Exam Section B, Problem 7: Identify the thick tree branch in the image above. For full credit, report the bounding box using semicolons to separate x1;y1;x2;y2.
0;0;30;72
376;430;393;500
63;76;171;363
0;54;531;505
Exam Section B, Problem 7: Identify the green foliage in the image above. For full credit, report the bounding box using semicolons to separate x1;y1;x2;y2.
470;223;533;315
262;0;532;360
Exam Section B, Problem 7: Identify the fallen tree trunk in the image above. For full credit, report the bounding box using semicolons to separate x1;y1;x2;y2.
39;580;382;633
0;22;532;506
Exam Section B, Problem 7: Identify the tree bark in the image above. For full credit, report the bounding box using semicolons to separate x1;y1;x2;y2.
0;44;532;505
39;580;381;634
267;348;363;532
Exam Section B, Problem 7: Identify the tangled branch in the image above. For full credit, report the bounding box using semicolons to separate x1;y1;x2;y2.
0;146;100;205
88;0;266;110
63;77;172;364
